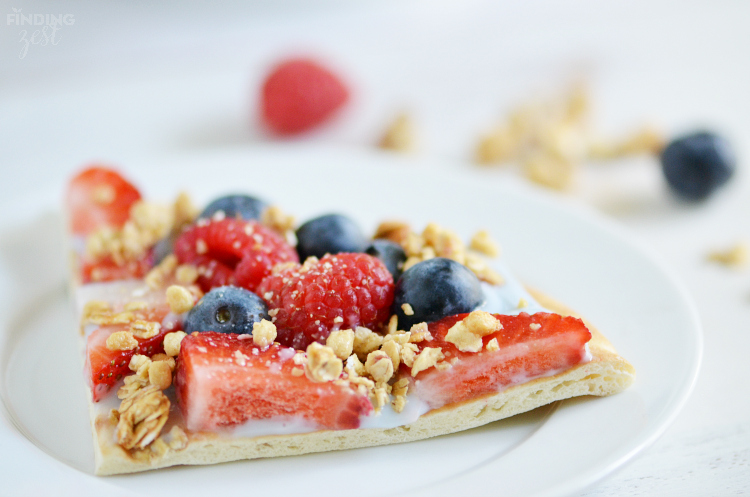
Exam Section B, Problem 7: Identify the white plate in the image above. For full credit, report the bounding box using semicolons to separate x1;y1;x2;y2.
0;145;701;497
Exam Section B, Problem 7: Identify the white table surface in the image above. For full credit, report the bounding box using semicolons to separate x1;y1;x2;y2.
2;1;749;495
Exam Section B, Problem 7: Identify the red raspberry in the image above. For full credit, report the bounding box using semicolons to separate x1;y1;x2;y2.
257;253;394;350
174;218;298;293
261;58;349;135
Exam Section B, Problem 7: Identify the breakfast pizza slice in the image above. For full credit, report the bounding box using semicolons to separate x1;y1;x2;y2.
66;166;635;475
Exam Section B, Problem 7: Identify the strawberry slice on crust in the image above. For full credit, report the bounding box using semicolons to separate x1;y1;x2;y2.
80;252;154;283
407;312;592;409
66;166;142;235
175;332;373;431
85;303;174;401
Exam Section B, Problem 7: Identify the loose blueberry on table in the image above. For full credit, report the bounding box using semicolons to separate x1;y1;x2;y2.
660;131;736;201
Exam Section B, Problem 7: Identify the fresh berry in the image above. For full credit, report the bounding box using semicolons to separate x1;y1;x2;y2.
392;258;484;329
406;312;591;408
184;286;269;335
85;305;173;401
261;58;349;135
80;252;154;283
174;218;298;293
175;332;373;431
257;253;394;350
661;131;736;201
365;240;406;281
199;194;268;221
295;214;367;261
66;166;142;235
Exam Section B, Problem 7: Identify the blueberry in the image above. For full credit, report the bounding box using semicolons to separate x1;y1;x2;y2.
200;194;268;220
365;240;406;281
295;214;367;261
392;258;484;329
660;131;735;201
184;286;269;335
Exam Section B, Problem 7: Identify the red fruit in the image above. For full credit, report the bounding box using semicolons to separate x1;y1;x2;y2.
175;332;373;431
173;218;298;293
67;166;142;235
407;312;592;409
80;252;154;283
261;58;349;135
86;308;174;402
257;253;394;350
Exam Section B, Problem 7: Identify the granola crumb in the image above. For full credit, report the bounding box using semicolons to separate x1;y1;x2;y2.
166;285;194;314
373;220;411;244
81;300;111;323
707;242;749;268
523;153;576;191
469;230;500;258
401;303;414;316
163;331;187;357
392;395;407;413
130;320;161;339
486;337;500;352
365;350;394;383
291;367;304;377
123;301;148;312
370;386;390;411
166;425;188;451
378;112;416;153
380;339;401;371
387;314;399;335
353;326;384;360
305;343;343;383
345;354;367;377
400;342;419;368
444;310;502;353
411;347;445;376
175;264;199;285
106;331;138;351
261;205;296;236
115;385;170;450
145;254;178;289
435;361;452;371
148;361;173;390
252;319;277;347
326;329;355;360
518;298;528;308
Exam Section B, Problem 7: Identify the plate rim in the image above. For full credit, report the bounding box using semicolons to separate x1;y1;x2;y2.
0;144;702;497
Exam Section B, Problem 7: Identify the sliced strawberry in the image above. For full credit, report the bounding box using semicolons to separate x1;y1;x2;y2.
175;332;373;431
67;166;142;235
85;304;175;401
80;252;154;283
406;312;592;409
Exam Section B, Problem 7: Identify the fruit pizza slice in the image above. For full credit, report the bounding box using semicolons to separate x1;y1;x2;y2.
66;167;634;476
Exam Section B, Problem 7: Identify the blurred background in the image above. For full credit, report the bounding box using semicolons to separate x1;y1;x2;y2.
2;1;749;495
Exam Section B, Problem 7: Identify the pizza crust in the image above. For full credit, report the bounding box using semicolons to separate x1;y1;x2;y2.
88;290;635;475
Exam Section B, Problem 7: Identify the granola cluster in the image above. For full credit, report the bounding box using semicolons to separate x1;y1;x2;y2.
475;85;665;190
112;352;184;460
374;220;503;285
85;192;198;269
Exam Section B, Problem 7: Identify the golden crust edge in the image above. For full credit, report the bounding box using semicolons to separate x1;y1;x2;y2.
91;290;635;476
